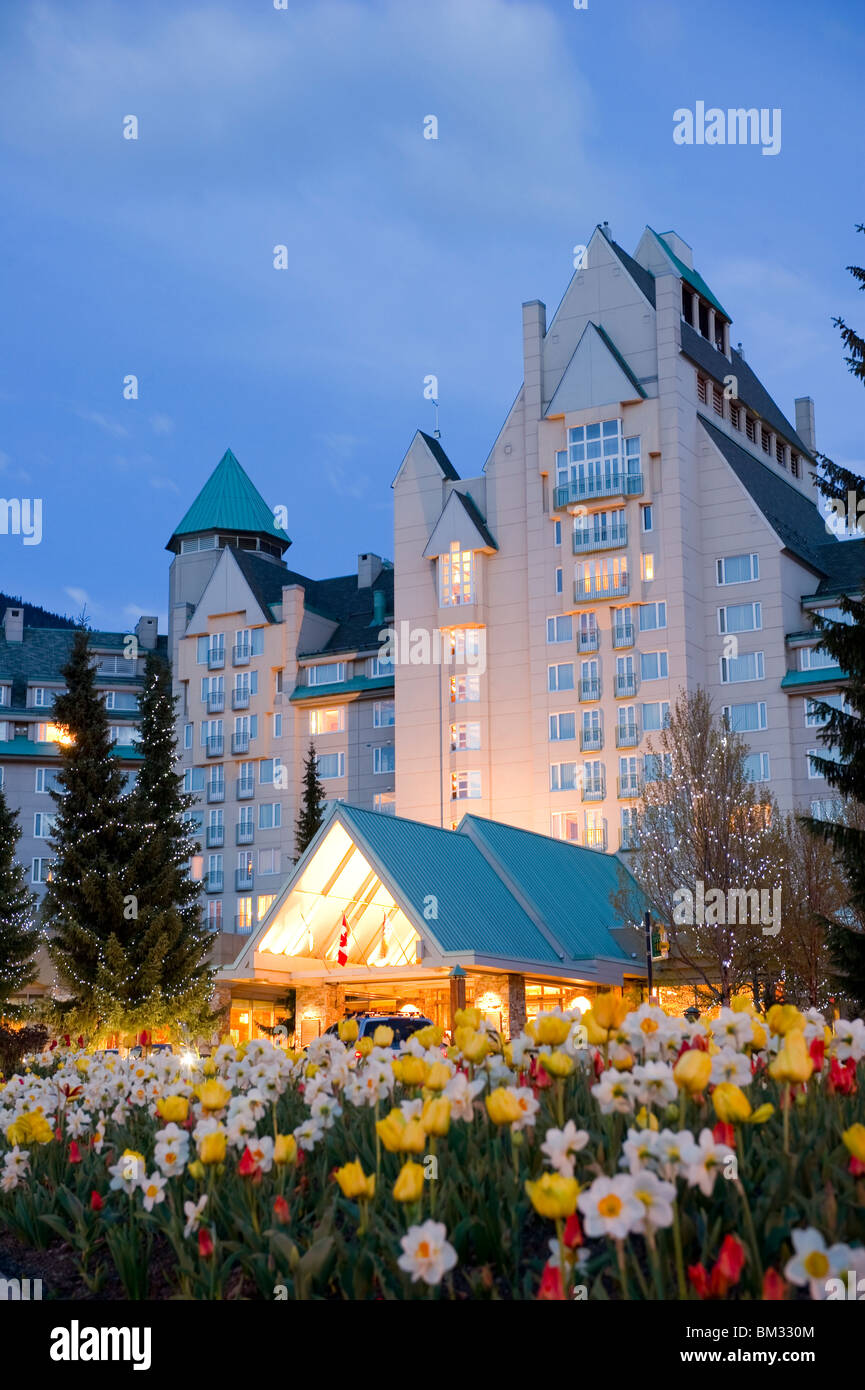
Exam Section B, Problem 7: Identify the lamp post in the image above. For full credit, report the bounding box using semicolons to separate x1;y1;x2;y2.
644;910;654;1003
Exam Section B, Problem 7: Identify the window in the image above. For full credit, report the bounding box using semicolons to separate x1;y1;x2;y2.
639;601;667;631
555;568;563;595
720;651;764;683
717;553;759;585
236;898;254;934
318;752;345;779
34;767;61;793
452;770;481;799
258;803;281;830
761;428;771;454
549;712;576;742
373;791;396;814
373;745;395;775
439;542;475;606
451;672;480;702
234;627;264;658
745;416;757;443
584;810;607;849
576;556;628;595
35;722;71;744
640;651;669;681
620;807;639;847
712;384;724;417
207;900;223;932
641;701;670;732
108;724;140;746
722;701;767;732
0;686;8;706
183;768;205;792
548;663;575;693
104;691;138;711
369;699;393;729
643;752;672;782
743;752;771;782
184;722;193;749
181;535;218;554
273;713;283;738
730;404;741;430
554;520;562;546
551;812;580;843
805;693;846;727
34;812;55;838
451;721;481;750
547;615;573;644
697;375;708;404
641;505;653;532
640;553;655;582
259;848;281;875
196;633;225;664
309;707;345;735
257;895;276;922
810;798;842;821
308;662;346;686
799;645;836;671
259;757;284;784
368;655;395;678
201;718;223;747
550;762;578;792
791;453;800;478
806;749;823;780
31;687;59;707
718;602;762;634
31;858;52;884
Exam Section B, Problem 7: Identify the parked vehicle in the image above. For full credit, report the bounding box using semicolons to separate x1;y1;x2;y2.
324;1014;434;1049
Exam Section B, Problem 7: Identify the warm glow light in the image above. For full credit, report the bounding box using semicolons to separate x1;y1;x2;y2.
237;1012;249;1025
477;991;501;1012
568;994;592;1014
44;723;74;745
399;1004;421;1016
181;1051;196;1067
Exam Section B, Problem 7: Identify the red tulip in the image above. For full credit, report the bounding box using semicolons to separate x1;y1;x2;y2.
563;1213;583;1248
687;1263;711;1299
49;1040;58;1052
237;1146;260;1178
68;1140;82;1164
849;1155;865;1177
273;1195;290;1225
712;1121;735;1147
537;1262;566;1300
688;1235;746;1298
762;1268;787;1300
198;1227;214;1258
808;1037;825;1071
90;1190;104;1212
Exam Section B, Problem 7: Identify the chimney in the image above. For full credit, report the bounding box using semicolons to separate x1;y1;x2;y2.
2;606;24;643
135;615;158;651
357;553;383;588
794;397;817;453
736;342;744;359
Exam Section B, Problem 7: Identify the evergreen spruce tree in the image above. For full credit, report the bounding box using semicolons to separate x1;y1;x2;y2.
0;785;40;1015
43;629;135;1034
804;223;865;1009
122;652;216;1037
296;741;326;856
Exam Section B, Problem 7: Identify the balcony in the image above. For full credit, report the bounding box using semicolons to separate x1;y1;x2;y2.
574;574;630;601
620;830;640;851
206;692;225;714
232;689;250;710
554;472;643;510
572;523;628;555
584;826;608;851
236;778;255;800
236;823;254;846
205;825;224;848
206;780;225;804
232;732;250;755
616;723;640;748
615;673;638;698
205;871;224;894
618;774;642;798
582;778;606;802
577;633;600;653
207;649;225;671
612;623;634;649
580;728;603;751
579;678;601;702
234;915;254;934
232;644;251;667
205;735;224;757
235;867;254;891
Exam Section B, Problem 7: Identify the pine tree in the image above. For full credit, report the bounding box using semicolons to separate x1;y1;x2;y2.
43;629;135;1034
296;741;326;857
0;785;40;1015
804;222;865;1009
122;652;216;1037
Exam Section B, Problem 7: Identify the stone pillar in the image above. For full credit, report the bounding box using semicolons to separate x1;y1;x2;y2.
211;983;232;1045
448;971;466;1032
506;973;527;1040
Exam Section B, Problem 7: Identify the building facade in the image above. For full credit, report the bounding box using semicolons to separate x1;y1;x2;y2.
392;222;865;847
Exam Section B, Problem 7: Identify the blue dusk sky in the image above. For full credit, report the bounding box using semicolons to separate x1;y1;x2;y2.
1;0;863;632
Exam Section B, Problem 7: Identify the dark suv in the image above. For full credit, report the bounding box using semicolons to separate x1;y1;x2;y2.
325;1014;434;1049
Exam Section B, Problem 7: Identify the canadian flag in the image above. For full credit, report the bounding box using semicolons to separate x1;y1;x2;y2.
337;914;349;967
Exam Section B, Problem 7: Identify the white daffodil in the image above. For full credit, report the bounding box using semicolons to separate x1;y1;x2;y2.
399;1098;423;1122
784;1227;854;1299
632;1061;677;1107
244;1136;275;1173
654;1128;700;1180
154;1137;189;1178
578;1174;644;1240
443;1073;485;1122
309;1092;342;1128
397;1220;458;1286
620;1126;660;1175
709;1008;753;1051
541;1121;590;1177
510;1086;540;1132
709;1047;752;1087
183;1194;208;1239
686;1128;735;1197
832;1018;865;1063
629;1169;676;1233
293;1117;324;1152
139;1171;168;1212
65;1107;91;1139
591;1072;636;1115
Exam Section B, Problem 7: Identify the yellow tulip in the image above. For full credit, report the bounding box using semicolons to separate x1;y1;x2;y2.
421;1097;451;1136
156;1095;189;1123
593;993;629;1031
673;1049;712;1095
400;1120;428;1154
274;1134;298;1165
525;1172;578;1219
338;1018;359;1043
392;1056;428;1087
611;1048;635;1072
334;1160;375;1200
198;1131;226;1165
412;1024;443;1049
766;1004;805;1037
730;994;754;1013
747;1103;774;1124
538;1050;575;1078
373;1025;394;1047
375;1108;406;1153
188;1159;205;1180
769;1031;813;1084
712;1082;752;1124
424;1062;451;1092
534;1014;571;1046
485;1088;523;1126
635;1106;659;1131
581;1010;609;1046
196;1080;231;1112
392;1161;425;1204
357;1037;373;1057
454;1007;482;1030
750;1020;767;1051
460;1031;491;1064
842;1123;865;1162
202;1057;218;1076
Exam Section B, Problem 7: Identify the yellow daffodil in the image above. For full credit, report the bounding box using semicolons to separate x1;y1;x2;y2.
156;1095;189;1123
74;1057;90;1074
372;1025;394;1048
485;1088;523;1126
593;993;629;1031
195;1079;231;1112
525;1172;578;1219
769;1031;813;1084
842;1123;865;1162
334;1160;375;1200
392;1161;425;1204
198;1131;226;1165
305;1063;319;1079
673;1049;712;1095
712;1082;752;1124
538;1050;575;1078
6;1110;53;1146
767;1004;805;1037
635;1106;659;1131
611;1048;635;1072
534;1014;571;1046
338;1019;359;1044
421;1097;451;1136
274;1134;298;1165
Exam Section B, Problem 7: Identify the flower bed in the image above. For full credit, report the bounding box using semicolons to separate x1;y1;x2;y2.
1;1000;863;1301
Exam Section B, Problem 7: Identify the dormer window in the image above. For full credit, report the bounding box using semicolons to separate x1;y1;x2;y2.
746;416;757;444
439;542;475;607
697;375;708;404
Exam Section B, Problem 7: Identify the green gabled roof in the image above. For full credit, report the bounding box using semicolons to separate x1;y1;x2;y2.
651;228;730;321
167;449;291;550
780;665;847;689
289;674;394;702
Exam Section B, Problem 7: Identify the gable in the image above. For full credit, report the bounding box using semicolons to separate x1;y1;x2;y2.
422;489;498;559
184;548;271;636
546;322;646;417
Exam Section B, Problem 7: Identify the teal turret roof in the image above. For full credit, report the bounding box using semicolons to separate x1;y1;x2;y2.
166;449;291;550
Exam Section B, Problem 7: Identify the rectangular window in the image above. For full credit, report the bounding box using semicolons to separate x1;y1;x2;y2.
451;721;481;750
643;752;672;782
259;757;284;784
103;691;138;711
551;811;580;843
799;645;835;671
183;768;205;792
641;701;670;732
310;707;345;734
451;770;481;800
730;404;741;430
546;615;573;644
373;699;395;728
236;897;254;934
307;662;346;686
550;762;578;792
439;542;475;606
584;810;607;849
549;711;577;742
554;520;562;546
34;812;55;838
257;894;276;922
373;791;396;814
369;655;395;678
451;672;481;702
776;440;787;467
746;416;757;443
761;427;771;454
806;749;823;779
717;553;759;585
207;900;223;932
640;651;668;681
791;453;800;478
555;567;563;595
258;803;281;830
639;601;667;631
712;384;724;417
697;375;708;404
722;701;768;732
184;722;193;749
373;745;395;774
720;651;765;683
718;602;762;634
31;857;52;883
743;752;771;782
32;687;58;707
34;767;61;793
273;713;283;737
548;663;575;693
259;848;281;875
640;553;654;581
317;752;345;779
805;693;846;727
641;504;653;532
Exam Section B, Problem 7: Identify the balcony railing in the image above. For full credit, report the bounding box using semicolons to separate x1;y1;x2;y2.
579;678;601;702
206;692;225;714
236;778;255;800
618;774;642;798
232;644;251;667
620;830;640;851
235;868;254;891
615;673;638;698
612;623;634;649
580;728;603;751
582;779;606;802
616;723;640;748
232;689;250;710
205;736;224;757
577;633;600;653
232;732;250;755
584;827;608;851
234;915;254;934
554;472;643;509
236;824;254;846
207;649;225;670
205;871;224;893
574;574;630;601
206;780;225;804
205;825;224;848
572;523;628;555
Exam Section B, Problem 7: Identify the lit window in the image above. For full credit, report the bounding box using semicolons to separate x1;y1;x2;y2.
257;895;276;921
451;770;481;799
236;897;254;933
310;707;345;734
31;858;53;884
373;792;396;814
641;554;654;581
451;673;480;702
451;721;481;750
584;810;607;849
551;812;580;842
439;542;475;606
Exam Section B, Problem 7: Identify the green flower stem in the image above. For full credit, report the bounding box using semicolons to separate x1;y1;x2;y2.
672;1202;688;1299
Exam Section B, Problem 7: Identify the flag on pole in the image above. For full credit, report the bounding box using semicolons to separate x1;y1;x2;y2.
338;914;349;967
